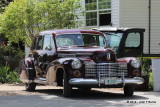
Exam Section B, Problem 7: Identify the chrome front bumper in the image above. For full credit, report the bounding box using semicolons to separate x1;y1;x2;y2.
69;77;144;86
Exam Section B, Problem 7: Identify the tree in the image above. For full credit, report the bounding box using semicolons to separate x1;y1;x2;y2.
0;0;13;13
0;0;82;46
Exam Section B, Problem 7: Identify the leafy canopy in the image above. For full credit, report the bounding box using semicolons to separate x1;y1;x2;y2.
0;0;13;13
0;0;82;46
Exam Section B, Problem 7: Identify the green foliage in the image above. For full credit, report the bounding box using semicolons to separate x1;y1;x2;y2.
0;66;20;83
149;72;153;90
0;0;12;13
0;0;82;47
141;58;153;90
0;45;24;70
142;58;151;75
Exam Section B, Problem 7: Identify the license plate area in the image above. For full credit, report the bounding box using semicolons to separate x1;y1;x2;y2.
104;77;118;85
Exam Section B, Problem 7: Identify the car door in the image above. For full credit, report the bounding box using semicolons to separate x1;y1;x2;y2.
41;34;56;70
30;35;44;78
118;30;144;58
31;35;56;78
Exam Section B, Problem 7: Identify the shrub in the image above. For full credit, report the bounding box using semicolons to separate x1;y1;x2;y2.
149;72;153;90
0;66;20;83
0;66;9;83
0;45;24;70
142;58;151;75
141;58;153;90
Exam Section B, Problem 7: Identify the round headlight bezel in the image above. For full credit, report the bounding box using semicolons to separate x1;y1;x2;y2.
131;59;141;68
71;59;82;69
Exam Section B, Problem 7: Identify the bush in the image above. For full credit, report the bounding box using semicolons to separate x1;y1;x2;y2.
142;58;153;90
149;72;153;90
0;66;20;83
0;45;24;70
142;58;151;75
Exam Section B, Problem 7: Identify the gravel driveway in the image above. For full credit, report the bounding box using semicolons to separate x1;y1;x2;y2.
0;84;160;107
0;83;63;96
0;83;123;96
1;84;160;107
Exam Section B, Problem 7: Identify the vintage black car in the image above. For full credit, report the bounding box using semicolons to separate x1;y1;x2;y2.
19;29;144;97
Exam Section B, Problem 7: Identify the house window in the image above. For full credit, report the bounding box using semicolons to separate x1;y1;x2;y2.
86;12;97;26
98;0;111;9
85;0;97;11
99;10;111;26
85;0;111;26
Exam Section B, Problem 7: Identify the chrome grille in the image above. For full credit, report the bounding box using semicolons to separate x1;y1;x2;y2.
85;63;128;78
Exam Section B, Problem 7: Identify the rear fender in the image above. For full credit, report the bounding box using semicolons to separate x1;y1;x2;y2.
20;57;36;81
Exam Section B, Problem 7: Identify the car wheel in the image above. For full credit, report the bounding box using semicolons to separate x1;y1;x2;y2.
25;83;37;91
124;85;134;96
63;73;72;97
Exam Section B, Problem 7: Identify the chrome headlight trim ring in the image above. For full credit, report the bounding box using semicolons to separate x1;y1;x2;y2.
71;59;82;69
131;59;141;68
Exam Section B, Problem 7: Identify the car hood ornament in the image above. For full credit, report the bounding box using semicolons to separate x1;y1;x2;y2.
106;53;111;61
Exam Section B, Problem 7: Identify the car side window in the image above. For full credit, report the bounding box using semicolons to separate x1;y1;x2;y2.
36;36;43;50
125;32;140;47
43;35;55;50
99;36;105;47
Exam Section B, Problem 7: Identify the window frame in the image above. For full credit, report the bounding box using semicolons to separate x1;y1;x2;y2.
85;0;111;27
55;33;106;47
43;35;55;51
125;32;141;48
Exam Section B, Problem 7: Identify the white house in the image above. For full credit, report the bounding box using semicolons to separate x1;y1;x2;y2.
79;0;160;55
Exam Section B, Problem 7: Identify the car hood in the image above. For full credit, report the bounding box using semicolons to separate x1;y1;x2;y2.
57;46;116;62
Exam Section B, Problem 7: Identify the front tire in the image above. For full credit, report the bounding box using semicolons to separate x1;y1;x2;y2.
63;73;72;97
25;83;36;91
124;85;134;96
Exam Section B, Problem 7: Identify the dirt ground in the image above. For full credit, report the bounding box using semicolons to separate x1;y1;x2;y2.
0;83;123;96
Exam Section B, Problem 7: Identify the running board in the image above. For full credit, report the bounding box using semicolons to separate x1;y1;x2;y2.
20;78;57;86
34;78;47;84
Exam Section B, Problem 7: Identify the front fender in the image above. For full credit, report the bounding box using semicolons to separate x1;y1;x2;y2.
117;57;137;63
117;57;142;77
46;58;80;85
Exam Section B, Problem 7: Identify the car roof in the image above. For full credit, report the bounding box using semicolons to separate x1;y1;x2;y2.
39;29;104;36
92;27;145;32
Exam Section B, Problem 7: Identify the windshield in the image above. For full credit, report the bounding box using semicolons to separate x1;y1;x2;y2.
105;32;123;52
56;34;105;47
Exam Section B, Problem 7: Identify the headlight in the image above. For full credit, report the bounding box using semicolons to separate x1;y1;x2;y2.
131;59;141;68
71;59;82;69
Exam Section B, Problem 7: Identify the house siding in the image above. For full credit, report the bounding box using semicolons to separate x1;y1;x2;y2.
111;0;120;27
150;0;160;54
119;0;149;54
77;0;86;29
